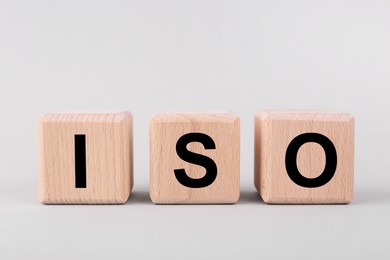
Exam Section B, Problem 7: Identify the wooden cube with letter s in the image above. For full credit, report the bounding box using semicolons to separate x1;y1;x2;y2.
150;111;240;204
254;111;354;204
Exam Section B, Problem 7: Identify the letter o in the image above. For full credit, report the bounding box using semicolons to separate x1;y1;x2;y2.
285;132;337;188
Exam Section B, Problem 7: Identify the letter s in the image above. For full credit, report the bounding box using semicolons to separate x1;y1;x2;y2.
174;132;217;188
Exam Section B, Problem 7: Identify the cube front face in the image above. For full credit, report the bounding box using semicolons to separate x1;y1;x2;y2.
150;112;240;204
255;111;354;204
38;112;133;204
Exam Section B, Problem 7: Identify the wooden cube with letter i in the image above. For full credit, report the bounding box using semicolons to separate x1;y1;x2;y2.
38;112;133;204
150;111;240;204
254;111;354;204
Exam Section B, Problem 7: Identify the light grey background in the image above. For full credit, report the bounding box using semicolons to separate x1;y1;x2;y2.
1;0;389;259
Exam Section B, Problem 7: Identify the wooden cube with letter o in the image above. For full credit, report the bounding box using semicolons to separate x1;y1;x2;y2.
254;111;354;204
150;111;240;204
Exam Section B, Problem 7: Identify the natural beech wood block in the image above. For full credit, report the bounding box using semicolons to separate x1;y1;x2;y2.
150;111;240;204
254;111;354;204
38;112;133;204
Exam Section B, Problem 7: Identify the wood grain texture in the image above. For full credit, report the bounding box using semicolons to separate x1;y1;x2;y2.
254;111;354;204
38;112;133;204
150;111;240;204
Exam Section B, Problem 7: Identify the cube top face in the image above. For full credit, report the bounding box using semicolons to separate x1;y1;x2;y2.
151;111;239;123
38;111;133;204
255;111;354;204
39;111;131;123
256;110;354;122
150;111;240;204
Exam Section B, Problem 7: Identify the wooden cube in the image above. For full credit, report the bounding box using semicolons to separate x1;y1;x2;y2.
150;111;240;204
38;112;133;204
254;111;354;204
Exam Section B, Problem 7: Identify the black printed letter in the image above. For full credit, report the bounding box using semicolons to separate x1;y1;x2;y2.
75;134;87;188
285;132;337;188
174;133;217;188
